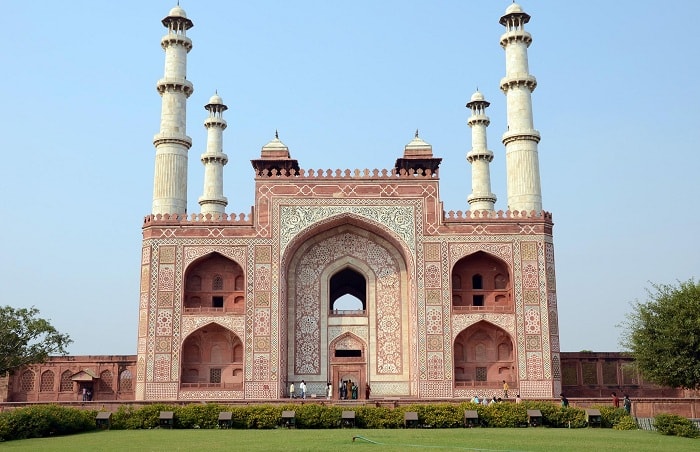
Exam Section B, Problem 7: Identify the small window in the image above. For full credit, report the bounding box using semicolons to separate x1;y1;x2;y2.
212;275;224;291
335;349;362;358
210;368;222;384
473;295;484;306
119;370;133;391
60;370;73;392
99;370;113;391
40;370;54;392
20;371;35;392
472;274;483;290
476;367;487;381
213;296;224;308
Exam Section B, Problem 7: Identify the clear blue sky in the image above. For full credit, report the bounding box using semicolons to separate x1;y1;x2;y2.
1;1;698;355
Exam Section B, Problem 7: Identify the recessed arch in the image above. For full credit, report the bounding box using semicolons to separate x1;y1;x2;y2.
452;251;513;312
183;252;245;314
453;321;516;389
284;219;411;385
180;322;244;390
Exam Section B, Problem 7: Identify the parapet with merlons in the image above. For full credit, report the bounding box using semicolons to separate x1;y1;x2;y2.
444;209;552;221
440;209;553;236
143;211;253;225
253;167;439;179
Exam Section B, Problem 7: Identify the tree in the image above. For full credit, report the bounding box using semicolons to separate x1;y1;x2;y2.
0;306;72;375
620;279;700;390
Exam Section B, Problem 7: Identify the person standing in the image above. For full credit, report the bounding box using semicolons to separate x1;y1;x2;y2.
560;394;569;407
623;395;632;415
300;380;306;399
611;392;620;408
502;380;509;398
327;382;332;400
289;382;295;399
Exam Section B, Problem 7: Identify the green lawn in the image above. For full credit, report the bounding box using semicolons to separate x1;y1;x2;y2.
1;428;696;451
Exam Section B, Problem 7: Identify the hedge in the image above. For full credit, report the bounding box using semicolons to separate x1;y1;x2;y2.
0;400;642;442
105;400;635;431
0;405;96;441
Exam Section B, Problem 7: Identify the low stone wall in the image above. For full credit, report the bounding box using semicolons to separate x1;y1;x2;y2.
568;398;699;418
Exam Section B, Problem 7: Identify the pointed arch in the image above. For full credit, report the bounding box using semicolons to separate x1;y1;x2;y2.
329;332;366;359
452;251;513;312
183;252;245;314
453;320;516;388
180;322;244;390
283;218;411;387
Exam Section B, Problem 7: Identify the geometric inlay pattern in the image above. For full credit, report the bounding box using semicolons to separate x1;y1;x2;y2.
280;204;416;255
425;307;442;335
181;316;245;339
159;245;176;264
451;313;516;339
524;306;541;334
526;352;544;380
294;231;402;375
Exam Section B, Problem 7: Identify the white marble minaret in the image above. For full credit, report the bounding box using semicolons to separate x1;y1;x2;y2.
499;3;542;212
152;5;194;215
466;91;497;211
198;93;229;215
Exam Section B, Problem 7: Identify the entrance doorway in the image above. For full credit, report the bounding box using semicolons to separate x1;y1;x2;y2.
332;365;365;400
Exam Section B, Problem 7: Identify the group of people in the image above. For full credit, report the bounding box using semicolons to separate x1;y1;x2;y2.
559;392;632;414
80;387;92;401
288;380;307;399
612;392;632;414
471;395;506;405
288;380;370;400
339;380;359;400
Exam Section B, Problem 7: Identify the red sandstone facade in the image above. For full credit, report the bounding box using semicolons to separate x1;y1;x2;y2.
132;132;562;401
6;352;694;403
2;356;135;403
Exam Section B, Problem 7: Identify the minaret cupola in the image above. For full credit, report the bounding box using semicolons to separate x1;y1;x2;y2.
394;130;442;176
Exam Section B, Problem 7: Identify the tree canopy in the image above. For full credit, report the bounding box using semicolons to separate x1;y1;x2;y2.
620;279;700;390
0;306;72;375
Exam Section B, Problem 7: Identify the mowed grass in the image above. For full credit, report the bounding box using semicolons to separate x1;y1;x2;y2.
1;428;697;452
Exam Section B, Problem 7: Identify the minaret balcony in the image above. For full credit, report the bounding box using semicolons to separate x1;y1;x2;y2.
161;34;193;51
156;78;194;96
466;151;494;162
499;31;532;48
467;116;491;126
499;74;537;93
501;129;540;145
200;154;228;165
204;117;227;129
153;132;193;148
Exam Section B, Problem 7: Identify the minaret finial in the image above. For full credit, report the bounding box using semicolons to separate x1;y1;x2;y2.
275;129;279;139
415;129;419;138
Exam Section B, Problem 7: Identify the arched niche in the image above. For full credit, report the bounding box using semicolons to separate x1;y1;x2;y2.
184;252;245;314
180;323;244;390
452;251;513;312
453;321;515;389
